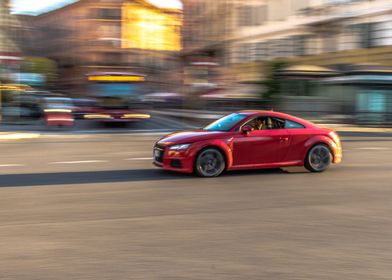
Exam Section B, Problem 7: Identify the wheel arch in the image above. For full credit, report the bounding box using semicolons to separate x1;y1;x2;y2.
193;142;231;172
304;138;335;162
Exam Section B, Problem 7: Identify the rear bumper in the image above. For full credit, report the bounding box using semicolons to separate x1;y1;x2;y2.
333;146;342;164
45;113;74;126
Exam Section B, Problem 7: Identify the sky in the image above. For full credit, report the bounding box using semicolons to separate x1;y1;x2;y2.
11;0;183;15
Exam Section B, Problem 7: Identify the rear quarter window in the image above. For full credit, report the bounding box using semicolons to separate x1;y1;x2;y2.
285;120;305;129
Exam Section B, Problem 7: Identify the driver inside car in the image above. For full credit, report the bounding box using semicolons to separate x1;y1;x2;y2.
248;118;265;130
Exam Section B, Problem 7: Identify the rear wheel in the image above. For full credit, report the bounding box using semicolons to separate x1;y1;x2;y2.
305;144;332;172
195;148;226;177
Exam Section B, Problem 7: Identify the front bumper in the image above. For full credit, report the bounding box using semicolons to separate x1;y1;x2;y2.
153;145;194;173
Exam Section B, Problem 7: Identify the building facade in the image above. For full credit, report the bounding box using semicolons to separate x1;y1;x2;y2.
0;0;22;82
182;0;392;122
20;0;182;96
183;0;392;88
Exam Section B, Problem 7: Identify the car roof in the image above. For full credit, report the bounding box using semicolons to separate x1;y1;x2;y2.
237;110;316;127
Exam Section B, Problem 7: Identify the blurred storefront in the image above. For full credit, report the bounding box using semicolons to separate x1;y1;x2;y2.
277;64;340;117
322;65;392;124
276;63;392;124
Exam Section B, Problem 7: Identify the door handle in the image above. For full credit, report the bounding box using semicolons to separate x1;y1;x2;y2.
280;137;289;142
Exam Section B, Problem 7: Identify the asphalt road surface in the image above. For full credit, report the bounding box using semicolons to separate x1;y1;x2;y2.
0;132;391;280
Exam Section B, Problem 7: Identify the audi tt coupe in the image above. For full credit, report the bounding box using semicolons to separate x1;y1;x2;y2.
153;111;342;177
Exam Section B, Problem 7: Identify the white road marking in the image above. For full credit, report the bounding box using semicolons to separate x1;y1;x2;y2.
0;164;24;167
356;147;389;150
125;157;152;161
49;160;108;165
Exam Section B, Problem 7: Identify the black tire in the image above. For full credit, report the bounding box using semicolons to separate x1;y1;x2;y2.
305;144;333;172
195;148;226;177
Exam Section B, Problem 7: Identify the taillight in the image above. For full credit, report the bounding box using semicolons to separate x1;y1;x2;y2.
329;130;341;146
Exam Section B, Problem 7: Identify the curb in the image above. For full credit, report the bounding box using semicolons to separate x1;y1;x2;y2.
320;124;392;133
0;132;41;140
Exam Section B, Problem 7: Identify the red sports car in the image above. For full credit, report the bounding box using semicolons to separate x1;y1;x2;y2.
153;111;342;177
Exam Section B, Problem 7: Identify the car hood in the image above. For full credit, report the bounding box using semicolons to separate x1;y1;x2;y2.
157;130;229;146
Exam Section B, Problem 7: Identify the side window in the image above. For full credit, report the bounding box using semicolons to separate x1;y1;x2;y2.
285;119;305;129
243;117;302;130
270;117;285;129
245;117;285;130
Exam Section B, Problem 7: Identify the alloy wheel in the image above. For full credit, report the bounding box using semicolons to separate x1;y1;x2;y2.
196;148;225;177
307;144;332;172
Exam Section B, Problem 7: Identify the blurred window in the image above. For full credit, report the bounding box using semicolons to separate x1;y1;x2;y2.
323;33;339;53
98;25;120;37
371;21;392;47
268;40;281;59
357;91;386;113
91;8;121;20
238;6;251;27
292;36;306;56
256;42;268;60
355;23;377;48
238;43;252;62
276;38;294;58
237;5;267;27
304;37;320;55
340;25;359;51
100;52;122;65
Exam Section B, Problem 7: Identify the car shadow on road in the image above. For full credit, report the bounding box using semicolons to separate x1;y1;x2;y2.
0;169;187;188
0;167;308;188
225;167;308;177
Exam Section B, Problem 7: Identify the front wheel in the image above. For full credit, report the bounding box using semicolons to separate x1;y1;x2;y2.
195;148;226;177
305;144;333;172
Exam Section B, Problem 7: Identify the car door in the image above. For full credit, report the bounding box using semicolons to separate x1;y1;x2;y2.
232;118;291;166
282;119;308;162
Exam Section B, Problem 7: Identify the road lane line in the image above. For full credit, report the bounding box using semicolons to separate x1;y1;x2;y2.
49;160;108;165
356;147;389;150
125;157;152;161
0;164;24;167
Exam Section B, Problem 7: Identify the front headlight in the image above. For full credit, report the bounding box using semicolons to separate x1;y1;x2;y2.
169;144;191;150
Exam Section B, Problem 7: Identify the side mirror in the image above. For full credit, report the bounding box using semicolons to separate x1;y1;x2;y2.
241;125;254;135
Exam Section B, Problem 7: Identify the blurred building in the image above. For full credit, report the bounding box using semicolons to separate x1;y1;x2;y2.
184;0;392;84
19;0;182;96
183;0;392;122
182;0;236;93
0;0;22;82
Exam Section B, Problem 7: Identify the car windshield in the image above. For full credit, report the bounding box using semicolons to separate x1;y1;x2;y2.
204;113;247;131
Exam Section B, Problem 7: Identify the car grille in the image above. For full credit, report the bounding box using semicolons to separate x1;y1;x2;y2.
153;144;165;163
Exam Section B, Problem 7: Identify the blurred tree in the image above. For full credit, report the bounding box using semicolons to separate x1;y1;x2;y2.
260;60;289;100
21;56;58;88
